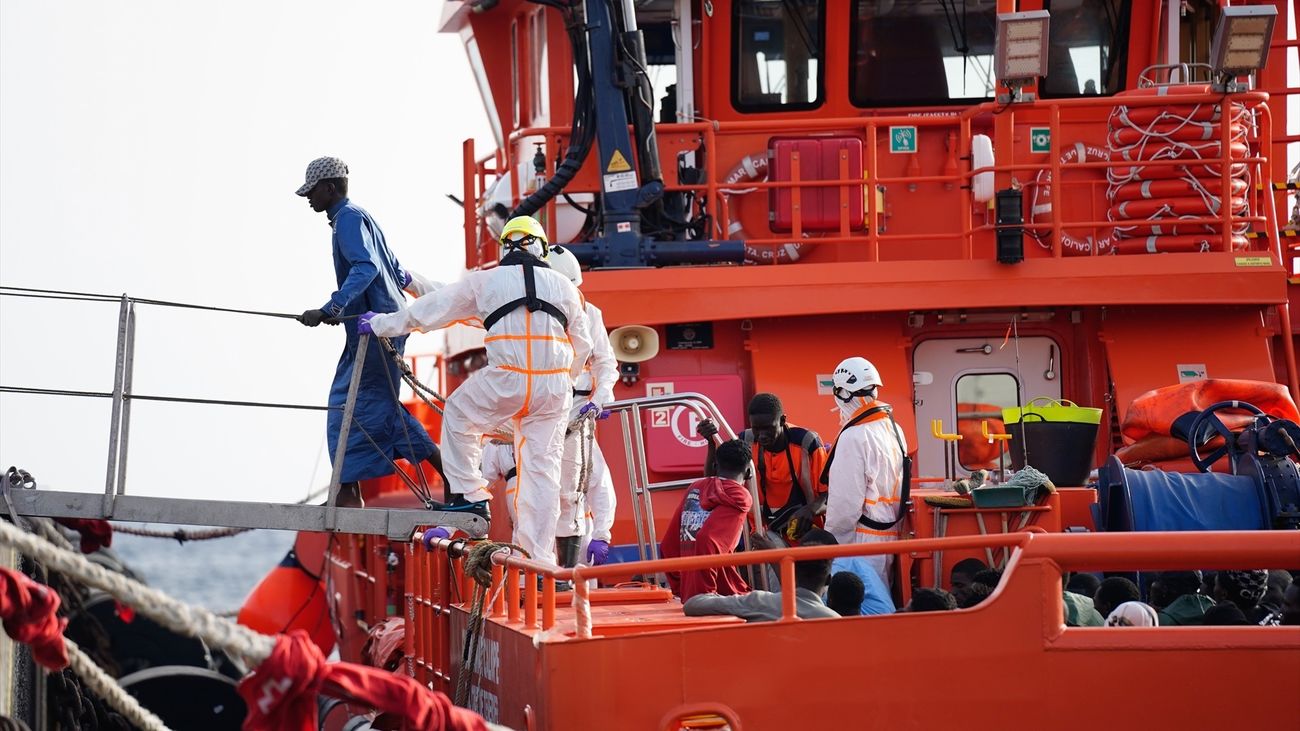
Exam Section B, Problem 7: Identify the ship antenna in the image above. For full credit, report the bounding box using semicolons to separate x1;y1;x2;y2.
1008;315;1029;478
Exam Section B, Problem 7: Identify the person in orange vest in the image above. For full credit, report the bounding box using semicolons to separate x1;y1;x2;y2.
821;357;909;588
697;393;828;542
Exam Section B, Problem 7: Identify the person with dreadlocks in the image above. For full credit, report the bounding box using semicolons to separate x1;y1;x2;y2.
293;156;446;508
360;216;592;565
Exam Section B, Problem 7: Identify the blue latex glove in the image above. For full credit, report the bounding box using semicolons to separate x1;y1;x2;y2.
585;539;610;565
422;526;450;550
598;410;612;420
357;311;379;336
402;270;413;288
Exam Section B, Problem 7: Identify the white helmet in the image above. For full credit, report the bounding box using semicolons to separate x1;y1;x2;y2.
545;246;583;286
831;357;882;402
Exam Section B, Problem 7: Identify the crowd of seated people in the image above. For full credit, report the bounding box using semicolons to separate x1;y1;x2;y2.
658;395;1300;626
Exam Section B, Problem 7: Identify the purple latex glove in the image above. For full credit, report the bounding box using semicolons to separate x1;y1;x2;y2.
585;539;610;565
578;402;599;418
598;409;612;420
421;526;450;550
401;270;413;288
357;311;379;336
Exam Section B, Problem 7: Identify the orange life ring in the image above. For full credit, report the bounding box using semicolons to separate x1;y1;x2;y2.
722;154;805;265
1111;104;1224;127
1109;121;1246;147
1028;142;1116;255
1108;195;1248;221
1110;234;1248;254
1117;140;1249;162
1109;177;1249;202
1109;160;1248;182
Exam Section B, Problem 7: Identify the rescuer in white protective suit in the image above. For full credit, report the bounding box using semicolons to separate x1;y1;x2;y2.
359;216;592;566
820;357;910;588
543;247;619;567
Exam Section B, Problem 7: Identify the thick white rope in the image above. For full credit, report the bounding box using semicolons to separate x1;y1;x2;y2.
0;518;275;665
64;636;171;731
30;517;74;552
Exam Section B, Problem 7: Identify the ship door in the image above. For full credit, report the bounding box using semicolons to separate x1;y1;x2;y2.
912;337;1061;479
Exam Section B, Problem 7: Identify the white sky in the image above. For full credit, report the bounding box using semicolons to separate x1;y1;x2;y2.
0;1;492;504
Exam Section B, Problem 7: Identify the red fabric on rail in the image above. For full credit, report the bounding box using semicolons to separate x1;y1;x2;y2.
0;567;69;670
238;630;489;731
53;518;113;553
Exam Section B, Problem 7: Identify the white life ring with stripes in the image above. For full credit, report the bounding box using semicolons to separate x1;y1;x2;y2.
1028;142;1116;255
723;153;806;265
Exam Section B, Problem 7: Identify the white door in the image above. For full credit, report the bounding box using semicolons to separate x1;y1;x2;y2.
912;336;1061;479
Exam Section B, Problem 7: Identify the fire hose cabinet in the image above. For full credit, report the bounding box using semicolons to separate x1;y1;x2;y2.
769;136;865;233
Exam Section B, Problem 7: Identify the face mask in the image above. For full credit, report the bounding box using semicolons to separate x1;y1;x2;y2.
831;395;870;425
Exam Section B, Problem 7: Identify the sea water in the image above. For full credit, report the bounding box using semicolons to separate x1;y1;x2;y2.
111;526;294;612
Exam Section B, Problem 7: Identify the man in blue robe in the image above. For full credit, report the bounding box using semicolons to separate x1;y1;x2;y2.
295;157;447;508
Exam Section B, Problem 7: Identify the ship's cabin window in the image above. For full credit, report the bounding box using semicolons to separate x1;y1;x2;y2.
955;372;1019;471
851;0;997;107
1040;0;1132;97
733;0;824;112
639;20;680;122
529;9;549;124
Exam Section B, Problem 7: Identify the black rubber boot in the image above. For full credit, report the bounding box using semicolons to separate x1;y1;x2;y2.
556;535;582;569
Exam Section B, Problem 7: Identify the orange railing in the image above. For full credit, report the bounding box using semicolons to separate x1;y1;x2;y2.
402;528;1300;687
465;90;1282;267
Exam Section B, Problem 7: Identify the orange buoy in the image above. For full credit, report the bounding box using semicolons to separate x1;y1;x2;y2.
237;549;335;656
1120;379;1300;443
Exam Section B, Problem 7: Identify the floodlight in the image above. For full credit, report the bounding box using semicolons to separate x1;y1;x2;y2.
995;10;1050;100
1210;5;1277;86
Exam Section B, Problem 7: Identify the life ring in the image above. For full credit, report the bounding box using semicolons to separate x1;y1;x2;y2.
1117;140;1249;162
1111;104;1224;127
1109;120;1246;147
1109;176;1249;202
1108;195;1248;220
723;153;805;265
1110;233;1248;254
1027;141;1117;255
1109;160;1248;183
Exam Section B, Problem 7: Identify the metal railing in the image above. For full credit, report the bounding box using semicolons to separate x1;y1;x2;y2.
467;88;1282;265
599;391;751;563
0;289;483;539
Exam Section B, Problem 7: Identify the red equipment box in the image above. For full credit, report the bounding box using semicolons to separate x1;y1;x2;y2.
769;136;865;233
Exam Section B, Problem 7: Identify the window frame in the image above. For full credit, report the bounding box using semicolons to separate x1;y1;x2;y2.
730;0;828;114
1037;0;1134;99
847;0;1000;109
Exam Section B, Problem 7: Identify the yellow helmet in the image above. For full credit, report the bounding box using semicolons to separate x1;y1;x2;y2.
499;215;548;253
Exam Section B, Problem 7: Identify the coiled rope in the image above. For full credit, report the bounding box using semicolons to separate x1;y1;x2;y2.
454;541;525;709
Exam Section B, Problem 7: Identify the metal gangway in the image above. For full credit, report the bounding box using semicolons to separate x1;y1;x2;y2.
0;287;485;540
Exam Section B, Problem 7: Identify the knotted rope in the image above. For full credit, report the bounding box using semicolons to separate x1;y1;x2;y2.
455;541;526;709
110;524;251;543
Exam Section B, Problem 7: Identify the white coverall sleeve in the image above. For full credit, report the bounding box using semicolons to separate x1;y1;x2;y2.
402;270;444;298
368;276;479;338
824;430;869;546
584;304;618;409
564;293;594;380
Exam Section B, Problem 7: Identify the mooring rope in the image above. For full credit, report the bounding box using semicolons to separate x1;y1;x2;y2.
64;636;171;731
0;518;276;665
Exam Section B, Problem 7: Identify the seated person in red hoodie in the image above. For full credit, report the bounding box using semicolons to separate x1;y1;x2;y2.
659;439;754;602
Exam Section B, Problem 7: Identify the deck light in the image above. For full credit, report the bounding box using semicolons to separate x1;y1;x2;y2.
1210;5;1277;91
994;10;1050;102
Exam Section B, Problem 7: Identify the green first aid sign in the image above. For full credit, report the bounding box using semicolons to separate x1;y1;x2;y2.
1030;127;1051;154
889;126;917;154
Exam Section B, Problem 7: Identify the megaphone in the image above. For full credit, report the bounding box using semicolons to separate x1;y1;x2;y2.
609;325;659;363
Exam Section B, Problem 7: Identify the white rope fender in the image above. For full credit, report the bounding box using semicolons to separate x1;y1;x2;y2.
64;636;171;731
0;518;275;665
